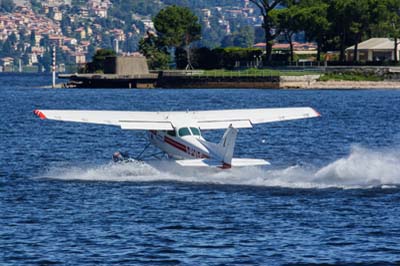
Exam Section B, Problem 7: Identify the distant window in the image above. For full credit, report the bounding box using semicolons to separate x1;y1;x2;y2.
178;127;191;137
167;130;176;137
190;127;201;136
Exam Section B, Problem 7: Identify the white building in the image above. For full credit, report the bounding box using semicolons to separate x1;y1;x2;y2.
142;19;155;31
346;38;400;61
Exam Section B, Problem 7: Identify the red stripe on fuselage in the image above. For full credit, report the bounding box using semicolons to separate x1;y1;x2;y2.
164;136;209;159
164;136;187;153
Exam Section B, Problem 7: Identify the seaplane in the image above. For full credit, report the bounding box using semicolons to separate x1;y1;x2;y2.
33;107;320;168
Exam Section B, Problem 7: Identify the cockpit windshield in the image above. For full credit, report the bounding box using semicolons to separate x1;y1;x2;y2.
178;127;191;137
190;127;201;136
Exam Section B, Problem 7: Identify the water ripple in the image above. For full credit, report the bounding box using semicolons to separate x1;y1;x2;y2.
2;74;400;265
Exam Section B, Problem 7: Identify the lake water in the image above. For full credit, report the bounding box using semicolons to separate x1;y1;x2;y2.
1;73;400;265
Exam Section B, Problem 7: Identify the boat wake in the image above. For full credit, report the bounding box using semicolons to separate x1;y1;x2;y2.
41;146;400;189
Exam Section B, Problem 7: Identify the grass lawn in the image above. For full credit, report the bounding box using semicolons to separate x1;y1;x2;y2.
318;72;384;81
196;68;320;77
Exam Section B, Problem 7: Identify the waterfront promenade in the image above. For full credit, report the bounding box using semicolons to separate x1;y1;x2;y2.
57;66;400;89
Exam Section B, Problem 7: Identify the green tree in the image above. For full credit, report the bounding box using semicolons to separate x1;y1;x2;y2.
248;0;288;63
40;35;49;48
56;48;66;65
154;5;201;69
199;16;226;48
271;5;303;62
317;0;398;63
22;52;30;65
87;44;96;61
377;0;400;63
71;0;86;6
124;35;140;53
1;39;12;57
30;0;41;12
39;51;52;72
30;30;36;46
110;0;162;17
8;32;17;46
0;0;15;12
327;0;377;62
347;0;380;62
139;33;170;69
328;0;351;61
61;16;72;35
17;41;25;54
91;48;116;72
298;0;330;62
221;26;255;48
19;29;27;44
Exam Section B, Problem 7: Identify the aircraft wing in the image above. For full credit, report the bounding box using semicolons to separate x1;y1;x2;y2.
192;107;320;129
33;109;174;130
34;107;319;131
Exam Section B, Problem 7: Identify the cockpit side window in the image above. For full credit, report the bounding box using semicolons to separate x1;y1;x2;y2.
190;127;201;136
178;127;191;137
167;130;176;137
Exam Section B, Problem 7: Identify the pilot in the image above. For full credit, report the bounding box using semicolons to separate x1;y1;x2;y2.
112;151;129;162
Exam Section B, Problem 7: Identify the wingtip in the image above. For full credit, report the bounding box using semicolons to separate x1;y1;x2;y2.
33;109;46;119
312;108;321;117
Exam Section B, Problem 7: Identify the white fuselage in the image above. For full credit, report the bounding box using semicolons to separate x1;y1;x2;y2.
148;127;210;160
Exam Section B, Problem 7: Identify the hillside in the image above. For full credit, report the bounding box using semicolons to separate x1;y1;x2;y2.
0;0;260;71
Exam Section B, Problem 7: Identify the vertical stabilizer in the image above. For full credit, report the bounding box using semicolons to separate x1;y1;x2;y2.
218;125;238;166
197;125;238;168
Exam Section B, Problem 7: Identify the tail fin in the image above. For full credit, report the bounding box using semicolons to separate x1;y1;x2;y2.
218;125;238;167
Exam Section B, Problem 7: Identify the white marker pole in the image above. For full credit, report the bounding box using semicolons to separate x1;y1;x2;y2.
52;45;56;88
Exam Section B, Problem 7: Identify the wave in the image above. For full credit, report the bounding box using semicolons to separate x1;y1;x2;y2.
40;146;400;189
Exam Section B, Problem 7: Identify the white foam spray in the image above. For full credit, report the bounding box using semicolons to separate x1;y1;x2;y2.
41;146;400;189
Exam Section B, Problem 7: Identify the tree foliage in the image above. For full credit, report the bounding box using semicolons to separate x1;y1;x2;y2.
89;48;116;72
221;26;255;48
298;0;330;61
0;0;15;12
248;0;288;63
154;5;201;49
373;0;400;62
139;33;170;70
152;5;201;69
190;47;263;69
263;0;400;63
30;30;36;46
110;0;162;17
271;6;303;62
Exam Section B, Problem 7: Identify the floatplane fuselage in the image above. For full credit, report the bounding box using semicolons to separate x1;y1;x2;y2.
149;127;210;160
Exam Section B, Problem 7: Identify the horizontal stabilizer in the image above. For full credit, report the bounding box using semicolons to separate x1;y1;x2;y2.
175;158;269;168
231;158;270;167
175;159;221;168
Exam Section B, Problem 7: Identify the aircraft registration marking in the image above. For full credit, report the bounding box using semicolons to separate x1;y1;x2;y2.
164;136;209;159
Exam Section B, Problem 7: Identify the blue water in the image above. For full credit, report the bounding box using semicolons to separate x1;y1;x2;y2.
1;73;400;265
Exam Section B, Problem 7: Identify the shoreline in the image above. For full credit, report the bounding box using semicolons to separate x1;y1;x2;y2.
299;81;400;89
58;73;400;89
29;72;400;89
38;80;400;90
